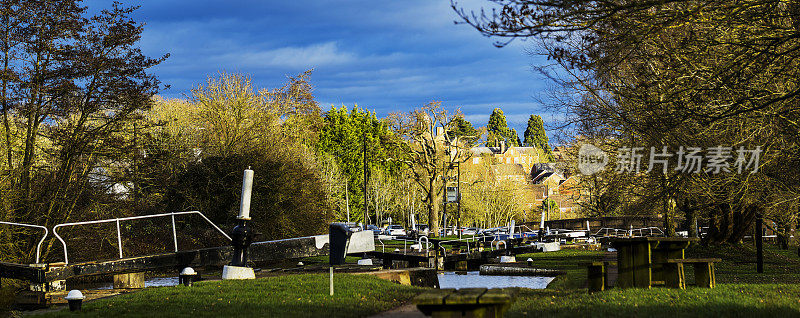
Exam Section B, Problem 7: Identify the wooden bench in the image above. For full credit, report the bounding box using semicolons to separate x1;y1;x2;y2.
414;288;517;317
586;261;616;292
664;258;721;289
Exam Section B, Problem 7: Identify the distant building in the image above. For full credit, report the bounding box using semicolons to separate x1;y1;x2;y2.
467;143;542;174
461;140;583;219
491;163;528;182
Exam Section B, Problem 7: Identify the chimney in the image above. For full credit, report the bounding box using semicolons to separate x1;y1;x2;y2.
436;126;444;138
501;140;506;153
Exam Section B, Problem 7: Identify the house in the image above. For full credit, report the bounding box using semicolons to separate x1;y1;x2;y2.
491;164;529;183
467;142;542;172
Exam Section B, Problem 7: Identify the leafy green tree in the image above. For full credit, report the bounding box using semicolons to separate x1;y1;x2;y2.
540;198;559;218
523;115;553;160
142;72;333;241
316;105;402;223
0;1;165;261
448;116;480;146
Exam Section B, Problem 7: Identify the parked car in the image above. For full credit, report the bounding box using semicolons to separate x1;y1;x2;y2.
460;227;479;236
345;222;363;232
366;224;382;236
414;224;430;236
385;225;406;236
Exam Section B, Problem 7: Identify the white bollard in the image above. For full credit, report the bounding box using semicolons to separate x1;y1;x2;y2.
329;267;334;296
65;290;85;311
239;168;254;220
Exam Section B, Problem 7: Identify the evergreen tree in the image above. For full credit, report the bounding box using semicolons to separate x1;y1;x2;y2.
509;128;522;147
487;108;510;147
523;115;553;160
316;105;401;223
448;116;479;146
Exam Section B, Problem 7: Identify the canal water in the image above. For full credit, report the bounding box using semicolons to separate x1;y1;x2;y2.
96;277;179;290
93;271;554;290
437;271;554;289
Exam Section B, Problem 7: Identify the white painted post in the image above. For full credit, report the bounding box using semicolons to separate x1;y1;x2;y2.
171;214;178;252
239;168;254;220
329;267;334;296
345;181;350;223
540;208;546;231
116;220;123;259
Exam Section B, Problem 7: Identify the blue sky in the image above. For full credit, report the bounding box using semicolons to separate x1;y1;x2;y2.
97;0;555;136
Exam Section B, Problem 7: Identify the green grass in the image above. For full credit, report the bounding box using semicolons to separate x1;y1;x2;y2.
504;243;800;317
507;284;800;317
300;255;362;264
2;283;17;317
516;249;606;290
685;243;800;284
19;243;800;317
31;273;425;318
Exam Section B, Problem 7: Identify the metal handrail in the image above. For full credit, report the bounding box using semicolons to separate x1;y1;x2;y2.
0;221;48;263
53;211;231;264
418;236;430;256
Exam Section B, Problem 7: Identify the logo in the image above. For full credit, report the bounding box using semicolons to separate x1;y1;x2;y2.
578;144;608;175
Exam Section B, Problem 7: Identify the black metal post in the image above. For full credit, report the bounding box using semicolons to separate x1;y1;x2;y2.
457;162;461;239
363;124;368;225
230;219;253;267
756;216;763;273
329;223;352;266
442;176;447;236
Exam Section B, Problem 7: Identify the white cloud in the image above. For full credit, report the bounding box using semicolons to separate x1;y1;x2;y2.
217;41;357;69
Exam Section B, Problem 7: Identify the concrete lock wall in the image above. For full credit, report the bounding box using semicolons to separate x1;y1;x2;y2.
532;216;680;231
358;268;439;288
113;273;145;289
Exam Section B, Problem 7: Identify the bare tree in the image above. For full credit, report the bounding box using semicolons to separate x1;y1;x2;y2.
388;102;479;237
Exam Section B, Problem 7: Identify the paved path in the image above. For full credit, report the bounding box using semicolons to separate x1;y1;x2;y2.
368;303;426;318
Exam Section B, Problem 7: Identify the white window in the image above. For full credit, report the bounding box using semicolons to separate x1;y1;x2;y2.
473;157;480;164
514;157;519;164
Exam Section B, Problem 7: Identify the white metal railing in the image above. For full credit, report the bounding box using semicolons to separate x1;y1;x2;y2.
53;211;231;264
376;237;433;256
0;221;48;263
439;234;495;253
418;236;431;256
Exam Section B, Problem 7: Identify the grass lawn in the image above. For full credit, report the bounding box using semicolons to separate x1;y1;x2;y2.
2;283;17;317
30;273;425;318
507;243;800;317
516;249;608;290
509;284;800;317
17;242;800;317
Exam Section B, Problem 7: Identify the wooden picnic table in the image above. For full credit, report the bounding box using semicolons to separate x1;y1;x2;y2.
414;287;517;317
609;237;699;288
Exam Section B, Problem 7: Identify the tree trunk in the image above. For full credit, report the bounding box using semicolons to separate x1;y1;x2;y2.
727;205;757;244
680;199;699;237
664;197;677;237
429;192;440;238
706;203;732;244
427;177;440;238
